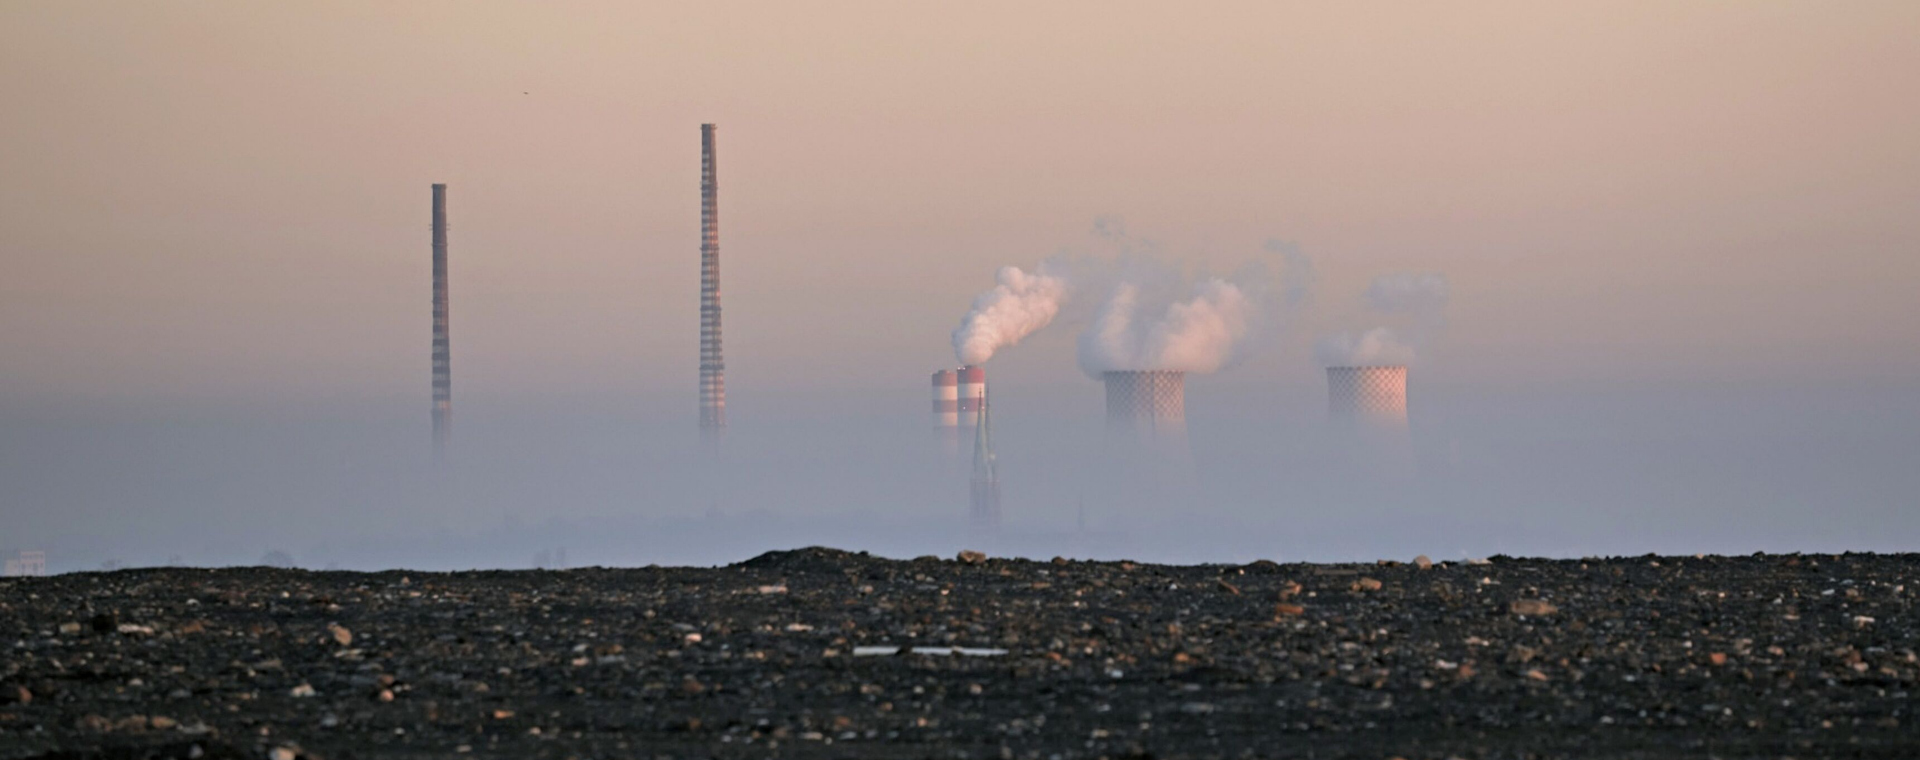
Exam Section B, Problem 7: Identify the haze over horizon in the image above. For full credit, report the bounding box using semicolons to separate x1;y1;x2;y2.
3;2;1917;571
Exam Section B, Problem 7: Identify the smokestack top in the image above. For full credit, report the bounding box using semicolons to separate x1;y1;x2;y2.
958;366;986;382
932;369;958;386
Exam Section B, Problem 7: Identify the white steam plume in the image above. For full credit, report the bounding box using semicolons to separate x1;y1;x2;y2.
1364;273;1449;314
951;265;1070;365
1077;277;1256;376
1316;327;1415;367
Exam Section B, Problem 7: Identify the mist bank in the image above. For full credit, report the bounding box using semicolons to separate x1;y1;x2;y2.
4;381;1918;572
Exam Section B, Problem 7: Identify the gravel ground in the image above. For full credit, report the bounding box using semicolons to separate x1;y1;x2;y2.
1;548;1916;759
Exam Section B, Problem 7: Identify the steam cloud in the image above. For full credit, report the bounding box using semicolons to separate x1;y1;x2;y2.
1316;327;1415;367
951;265;1070;365
1315;272;1447;366
954;220;1294;373
1078;278;1257;376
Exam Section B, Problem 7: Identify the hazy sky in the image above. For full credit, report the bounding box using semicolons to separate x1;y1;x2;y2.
4;1;1916;405
3;3;1918;570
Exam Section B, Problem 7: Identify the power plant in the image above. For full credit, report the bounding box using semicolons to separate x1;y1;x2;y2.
934;366;988;453
1326;365;1409;429
430;183;451;456
396;134;1429;516
1102;370;1186;434
698;124;727;434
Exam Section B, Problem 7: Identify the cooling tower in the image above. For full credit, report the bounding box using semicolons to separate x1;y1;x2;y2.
1103;370;1186;432
1326;366;1409;427
957;366;985;426
931;369;959;427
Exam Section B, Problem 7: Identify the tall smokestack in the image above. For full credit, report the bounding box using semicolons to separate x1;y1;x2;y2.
1103;370;1185;434
932;370;959;427
430;183;451;456
1326;366;1409;428
699;124;726;433
957;366;985;426
933;369;959;454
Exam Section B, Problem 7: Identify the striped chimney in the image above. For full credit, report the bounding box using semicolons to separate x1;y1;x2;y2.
932;369;959;427
956;366;985;426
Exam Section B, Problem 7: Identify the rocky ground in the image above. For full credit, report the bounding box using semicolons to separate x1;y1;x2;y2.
1;549;1916;759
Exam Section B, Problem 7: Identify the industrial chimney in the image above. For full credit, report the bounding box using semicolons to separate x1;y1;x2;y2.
430;183;451;456
1326;366;1408;428
932;369;959;427
698;124;726;434
1103;370;1186;434
956;366;985;427
931;368;960;453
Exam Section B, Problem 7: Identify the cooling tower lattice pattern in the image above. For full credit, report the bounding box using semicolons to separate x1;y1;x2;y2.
1103;371;1186;428
1326;366;1408;424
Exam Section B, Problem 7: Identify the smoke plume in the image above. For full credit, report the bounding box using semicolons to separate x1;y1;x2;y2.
1316;327;1415;367
1315;272;1447;366
952;265;1070;365
1078;277;1257;376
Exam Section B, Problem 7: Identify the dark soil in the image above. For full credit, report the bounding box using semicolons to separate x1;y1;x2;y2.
2;550;1916;759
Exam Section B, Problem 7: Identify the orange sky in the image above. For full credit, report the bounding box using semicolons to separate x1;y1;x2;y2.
3;1;1916;403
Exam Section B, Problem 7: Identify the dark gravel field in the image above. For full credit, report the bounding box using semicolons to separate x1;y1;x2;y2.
2;548;1916;759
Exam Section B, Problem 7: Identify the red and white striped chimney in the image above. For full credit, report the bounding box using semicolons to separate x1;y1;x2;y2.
932;369;959;427
956;366;986;426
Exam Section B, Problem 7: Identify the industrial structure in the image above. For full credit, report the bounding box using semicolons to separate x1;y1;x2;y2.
934;366;988;428
1102;370;1186;434
956;366;985;426
698;124;727;434
1326;365;1409;428
969;390;1001;530
430;183;451;455
3;550;46;577
931;369;960;428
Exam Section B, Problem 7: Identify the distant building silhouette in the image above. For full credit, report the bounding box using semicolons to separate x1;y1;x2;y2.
3;550;46;577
